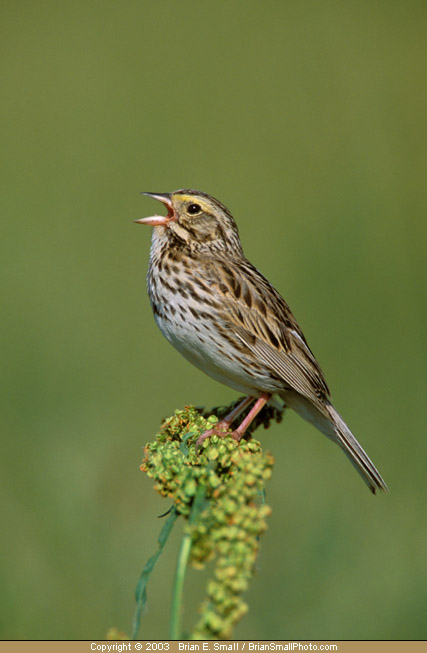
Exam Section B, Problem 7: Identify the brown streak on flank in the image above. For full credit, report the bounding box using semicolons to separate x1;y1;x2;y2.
161;278;178;295
202;295;221;309
217;328;243;351
198;310;213;321
194;277;211;292
187;285;202;303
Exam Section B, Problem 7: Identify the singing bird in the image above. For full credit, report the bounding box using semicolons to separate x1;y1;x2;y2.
135;189;387;494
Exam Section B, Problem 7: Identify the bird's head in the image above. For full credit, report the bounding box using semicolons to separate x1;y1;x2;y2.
135;189;243;255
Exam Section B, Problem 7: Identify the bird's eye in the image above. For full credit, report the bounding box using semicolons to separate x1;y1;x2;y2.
187;203;201;215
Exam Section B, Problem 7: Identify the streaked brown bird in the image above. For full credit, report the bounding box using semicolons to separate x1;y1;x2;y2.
135;189;387;494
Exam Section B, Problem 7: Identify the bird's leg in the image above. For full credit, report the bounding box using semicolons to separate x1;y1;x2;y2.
196;395;255;449
196;393;271;449
231;392;271;441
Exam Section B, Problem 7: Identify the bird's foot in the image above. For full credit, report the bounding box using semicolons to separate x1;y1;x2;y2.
196;423;231;450
196;393;271;451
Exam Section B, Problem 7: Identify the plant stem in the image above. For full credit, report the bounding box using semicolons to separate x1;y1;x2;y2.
170;482;207;639
169;527;192;640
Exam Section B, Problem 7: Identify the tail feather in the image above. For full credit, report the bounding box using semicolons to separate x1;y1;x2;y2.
325;403;388;494
281;391;388;494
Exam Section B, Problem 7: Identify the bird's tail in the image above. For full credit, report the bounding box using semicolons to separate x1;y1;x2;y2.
281;391;388;494
325;402;388;494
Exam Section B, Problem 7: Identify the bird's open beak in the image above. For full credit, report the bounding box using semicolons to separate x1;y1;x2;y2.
134;192;175;226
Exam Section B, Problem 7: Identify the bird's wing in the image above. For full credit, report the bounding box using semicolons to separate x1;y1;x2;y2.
210;258;330;408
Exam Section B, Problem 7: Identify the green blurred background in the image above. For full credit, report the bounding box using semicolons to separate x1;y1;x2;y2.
1;0;426;640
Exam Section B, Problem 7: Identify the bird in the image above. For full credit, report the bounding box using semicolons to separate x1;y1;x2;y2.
135;189;388;494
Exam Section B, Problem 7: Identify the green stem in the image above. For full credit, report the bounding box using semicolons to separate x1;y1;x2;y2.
169;482;207;639
170;528;192;639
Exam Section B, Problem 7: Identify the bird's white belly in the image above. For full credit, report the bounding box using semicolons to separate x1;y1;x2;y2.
154;307;269;396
